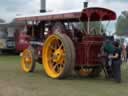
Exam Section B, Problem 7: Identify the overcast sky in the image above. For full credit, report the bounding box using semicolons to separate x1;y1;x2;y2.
0;0;128;22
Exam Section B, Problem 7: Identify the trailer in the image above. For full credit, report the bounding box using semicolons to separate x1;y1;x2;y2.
16;7;116;79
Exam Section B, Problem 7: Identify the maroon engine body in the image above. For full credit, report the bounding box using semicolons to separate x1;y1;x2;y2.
76;36;104;67
15;32;30;52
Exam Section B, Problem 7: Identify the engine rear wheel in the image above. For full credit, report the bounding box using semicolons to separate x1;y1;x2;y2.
21;47;35;72
63;34;76;74
42;33;75;79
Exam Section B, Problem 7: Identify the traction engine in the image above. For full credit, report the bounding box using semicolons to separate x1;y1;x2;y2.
16;7;116;79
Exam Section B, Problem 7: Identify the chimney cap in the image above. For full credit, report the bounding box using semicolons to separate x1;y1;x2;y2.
40;9;46;13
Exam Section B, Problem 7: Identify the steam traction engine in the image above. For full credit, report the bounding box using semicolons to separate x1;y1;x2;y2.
16;7;116;79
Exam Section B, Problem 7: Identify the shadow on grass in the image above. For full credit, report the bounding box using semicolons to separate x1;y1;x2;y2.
32;69;112;83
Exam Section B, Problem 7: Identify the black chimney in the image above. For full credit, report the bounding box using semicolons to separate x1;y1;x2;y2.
40;0;46;13
84;2;88;8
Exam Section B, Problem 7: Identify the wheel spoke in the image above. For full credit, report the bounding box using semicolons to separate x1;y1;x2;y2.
50;45;56;50
62;52;65;57
48;57;53;61
59;64;64;72
56;39;60;48
58;43;63;49
56;65;60;73
52;63;63;73
48;55;54;62
52;63;58;71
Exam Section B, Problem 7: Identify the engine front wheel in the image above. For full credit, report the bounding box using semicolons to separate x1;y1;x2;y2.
21;47;35;72
42;33;75;79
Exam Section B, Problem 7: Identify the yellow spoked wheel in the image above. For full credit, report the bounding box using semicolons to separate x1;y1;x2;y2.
43;33;75;79
21;47;35;72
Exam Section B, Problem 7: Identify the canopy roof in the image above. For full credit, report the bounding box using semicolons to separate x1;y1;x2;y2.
16;7;116;22
80;7;116;21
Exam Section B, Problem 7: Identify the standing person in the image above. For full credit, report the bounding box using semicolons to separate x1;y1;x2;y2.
109;41;122;83
126;44;128;62
101;37;114;79
121;44;127;62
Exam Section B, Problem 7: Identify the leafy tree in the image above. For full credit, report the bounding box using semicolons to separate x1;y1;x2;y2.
116;11;128;36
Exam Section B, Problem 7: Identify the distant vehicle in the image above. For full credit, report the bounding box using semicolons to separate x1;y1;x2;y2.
0;26;16;54
0;21;26;54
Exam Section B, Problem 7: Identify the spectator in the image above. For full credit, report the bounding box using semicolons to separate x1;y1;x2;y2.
109;41;122;83
101;37;114;78
126;44;128;62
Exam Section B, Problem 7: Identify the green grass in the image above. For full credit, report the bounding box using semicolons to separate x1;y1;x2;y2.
0;55;128;96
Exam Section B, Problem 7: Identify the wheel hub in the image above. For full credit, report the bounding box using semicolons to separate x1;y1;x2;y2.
53;49;64;64
24;57;31;64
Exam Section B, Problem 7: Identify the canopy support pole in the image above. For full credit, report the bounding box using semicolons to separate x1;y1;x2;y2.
87;17;90;34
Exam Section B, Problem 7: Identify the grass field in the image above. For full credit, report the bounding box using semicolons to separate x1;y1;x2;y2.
0;55;128;96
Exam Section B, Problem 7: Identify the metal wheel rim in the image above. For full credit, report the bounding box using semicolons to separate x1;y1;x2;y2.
21;49;33;72
43;35;66;78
